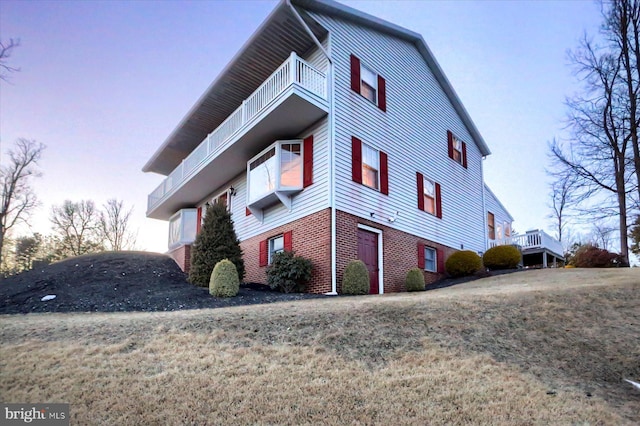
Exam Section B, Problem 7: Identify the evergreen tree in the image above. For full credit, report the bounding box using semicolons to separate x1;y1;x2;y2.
189;202;245;286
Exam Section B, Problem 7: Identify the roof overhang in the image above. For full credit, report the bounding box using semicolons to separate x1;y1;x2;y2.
143;0;328;175
291;0;491;156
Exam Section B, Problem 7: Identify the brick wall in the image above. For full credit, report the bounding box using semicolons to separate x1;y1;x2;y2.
168;244;191;274
336;210;455;293
241;208;332;294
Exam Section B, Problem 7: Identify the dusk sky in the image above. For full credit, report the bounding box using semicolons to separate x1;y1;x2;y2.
0;0;603;253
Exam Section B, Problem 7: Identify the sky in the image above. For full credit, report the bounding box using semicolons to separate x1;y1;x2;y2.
0;0;604;254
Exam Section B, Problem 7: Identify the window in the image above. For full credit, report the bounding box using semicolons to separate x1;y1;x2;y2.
350;55;386;111
447;131;467;168
452;138;463;164
168;209;197;249
268;235;284;264
496;223;503;240
362;143;379;190
247;140;304;216
488;212;495;240
360;64;377;103
504;222;511;237
416;172;442;218
424;247;437;272
423;177;436;215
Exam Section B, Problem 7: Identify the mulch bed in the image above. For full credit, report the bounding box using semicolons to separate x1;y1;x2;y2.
0;251;523;315
0;252;324;315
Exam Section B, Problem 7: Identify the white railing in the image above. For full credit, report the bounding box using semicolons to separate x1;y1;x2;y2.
488;229;563;257
147;52;327;213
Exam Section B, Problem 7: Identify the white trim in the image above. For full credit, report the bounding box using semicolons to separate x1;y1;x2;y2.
327;33;338;296
357;224;384;294
423;246;437;273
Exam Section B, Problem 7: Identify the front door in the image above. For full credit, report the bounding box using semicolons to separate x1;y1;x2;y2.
357;229;379;294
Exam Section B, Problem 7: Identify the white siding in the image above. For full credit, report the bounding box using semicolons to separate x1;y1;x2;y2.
485;184;513;239
310;13;487;252
301;36;329;73
196;117;330;241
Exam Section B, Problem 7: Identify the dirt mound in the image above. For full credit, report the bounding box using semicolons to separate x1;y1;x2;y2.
0;251;321;314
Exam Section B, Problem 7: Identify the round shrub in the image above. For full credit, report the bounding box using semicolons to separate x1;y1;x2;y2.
405;268;425;292
209;259;239;298
571;244;618;268
342;260;369;295
483;245;521;270
266;251;313;293
445;250;483;278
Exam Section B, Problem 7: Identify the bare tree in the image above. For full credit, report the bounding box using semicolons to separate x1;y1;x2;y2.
590;222;616;250
604;0;640;204
99;199;137;251
0;139;45;266
550;30;631;265
50;200;103;257
548;165;579;242
0;38;20;81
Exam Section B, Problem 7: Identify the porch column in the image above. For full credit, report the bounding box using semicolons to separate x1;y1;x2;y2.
543;250;548;268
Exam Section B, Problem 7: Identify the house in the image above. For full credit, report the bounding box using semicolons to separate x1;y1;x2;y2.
143;0;560;294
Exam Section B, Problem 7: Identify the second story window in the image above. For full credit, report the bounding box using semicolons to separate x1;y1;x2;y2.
423;177;436;215
416;172;442;218
248;141;302;205
362;143;379;190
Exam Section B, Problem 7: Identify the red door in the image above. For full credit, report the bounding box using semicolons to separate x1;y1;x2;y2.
357;229;379;294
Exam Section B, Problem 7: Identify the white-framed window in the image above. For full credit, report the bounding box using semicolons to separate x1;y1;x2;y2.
362;143;379;190
488;212;495;240
247;140;303;207
504;222;511;237
423;176;436;215
452;137;463;164
360;64;378;104
496;223;503;240
168;209;197;249
424;247;437;273
268;235;284;264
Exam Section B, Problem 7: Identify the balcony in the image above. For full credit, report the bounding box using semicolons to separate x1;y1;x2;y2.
489;229;564;268
147;52;328;219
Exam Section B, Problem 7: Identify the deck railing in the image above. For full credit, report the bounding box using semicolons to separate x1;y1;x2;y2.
148;52;327;211
488;229;563;257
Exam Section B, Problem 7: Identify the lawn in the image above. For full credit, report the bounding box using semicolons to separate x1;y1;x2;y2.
1;268;638;424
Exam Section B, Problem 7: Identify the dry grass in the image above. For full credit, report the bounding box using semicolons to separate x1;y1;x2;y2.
1;268;638;425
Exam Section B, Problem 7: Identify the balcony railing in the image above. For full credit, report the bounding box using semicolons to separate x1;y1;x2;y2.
148;52;327;211
488;229;563;257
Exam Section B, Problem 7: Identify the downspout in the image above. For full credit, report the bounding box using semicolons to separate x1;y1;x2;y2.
286;0;337;295
481;156;488;252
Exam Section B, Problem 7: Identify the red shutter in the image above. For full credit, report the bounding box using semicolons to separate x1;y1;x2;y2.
437;248;445;273
303;135;314;187
447;130;454;160
246;207;251;216
283;231;293;252
462;142;468;169
259;240;268;267
350;54;361;93
435;182;442;219
351;136;362;183
196;207;203;234
417;242;425;269
416;172;424;211
377;75;386;112
379;151;389;195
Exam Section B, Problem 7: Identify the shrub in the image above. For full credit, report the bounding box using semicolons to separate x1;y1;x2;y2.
266;251;313;293
445;250;482;278
209;259;239;297
341;260;369;295
483;245;521;270
190;202;245;287
571;244;619;268
405;268;425;292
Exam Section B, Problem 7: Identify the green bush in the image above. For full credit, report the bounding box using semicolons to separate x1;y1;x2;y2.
483;245;521;270
209;259;239;297
190;202;245;287
445;250;483;278
341;260;369;295
405;268;425;292
266;251;313;293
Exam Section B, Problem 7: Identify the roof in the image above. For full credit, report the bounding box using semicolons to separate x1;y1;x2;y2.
143;0;490;175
